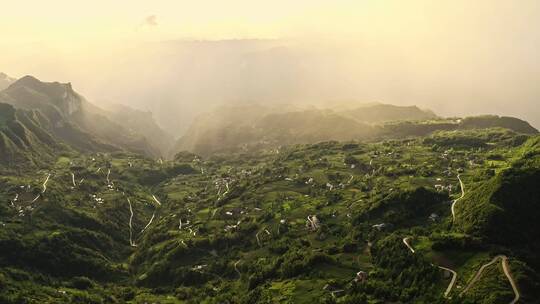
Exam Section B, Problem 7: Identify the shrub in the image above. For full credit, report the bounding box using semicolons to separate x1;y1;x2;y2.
69;276;94;290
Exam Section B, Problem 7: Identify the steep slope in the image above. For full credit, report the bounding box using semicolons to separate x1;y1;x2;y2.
0;103;64;167
0;76;160;157
455;136;540;262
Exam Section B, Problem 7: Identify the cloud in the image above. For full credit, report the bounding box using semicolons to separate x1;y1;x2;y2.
144;15;158;27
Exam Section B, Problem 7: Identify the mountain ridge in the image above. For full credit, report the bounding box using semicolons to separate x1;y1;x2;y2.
172;103;538;157
0;76;170;159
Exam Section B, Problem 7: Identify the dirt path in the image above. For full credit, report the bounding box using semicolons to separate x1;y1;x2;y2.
460;255;501;296
71;172;76;187
140;211;156;234
402;237;415;253
234;260;241;278
106;169;111;184
402;236;458;299
41;173;51;193
126;198;136;247
460;255;520;303
437;265;458;298
30;194;40;203
255;227;267;247
222;182;230;197
502;257;520;304
151;195;161;206
451;174;465;221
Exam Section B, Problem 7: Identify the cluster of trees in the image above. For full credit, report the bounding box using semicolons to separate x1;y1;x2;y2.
358;187;448;226
367;234;442;302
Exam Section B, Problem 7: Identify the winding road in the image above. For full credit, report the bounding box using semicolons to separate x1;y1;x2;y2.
459;255;520;304
255;227;267;247
71;172;76;187
140;211;156;234
234;260;241;277
151;195;161;206
30;194;40;203
502;257;521;304
106;169;111;184
402;237;458;299
402;237;415;253
41;173;51;193
437;265;458;298
451;174;465;221
127;198;136;247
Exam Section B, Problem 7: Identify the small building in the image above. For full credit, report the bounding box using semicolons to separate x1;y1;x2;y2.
372;223;387;231
355;271;368;283
306;215;320;231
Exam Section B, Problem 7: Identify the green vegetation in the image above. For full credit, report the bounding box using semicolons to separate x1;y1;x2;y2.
0;78;539;303
0;127;537;303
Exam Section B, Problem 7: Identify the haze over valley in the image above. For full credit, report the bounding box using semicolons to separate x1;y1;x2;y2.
1;1;540;303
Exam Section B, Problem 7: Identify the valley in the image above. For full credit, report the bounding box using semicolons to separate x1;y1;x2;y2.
3;2;540;302
0;74;539;303
0;123;538;303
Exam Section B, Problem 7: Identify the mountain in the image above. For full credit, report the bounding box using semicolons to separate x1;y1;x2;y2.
0;73;15;91
172;105;377;156
339;103;437;123
459;115;539;134
0;76;162;158
0;103;65;167
102;104;174;157
172;103;538;157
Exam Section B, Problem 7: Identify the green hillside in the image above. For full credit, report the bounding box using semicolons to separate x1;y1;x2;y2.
455;136;540;266
0;103;65;168
0;128;537;303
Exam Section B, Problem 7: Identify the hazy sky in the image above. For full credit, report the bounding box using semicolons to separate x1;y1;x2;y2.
1;0;386;43
1;0;540;131
2;0;537;43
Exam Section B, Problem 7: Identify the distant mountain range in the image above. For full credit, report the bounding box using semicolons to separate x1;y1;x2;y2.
172;103;538;157
338;103;437;123
1;73;538;162
1;72;539;302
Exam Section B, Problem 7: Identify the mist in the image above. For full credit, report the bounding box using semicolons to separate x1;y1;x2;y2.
1;0;539;134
